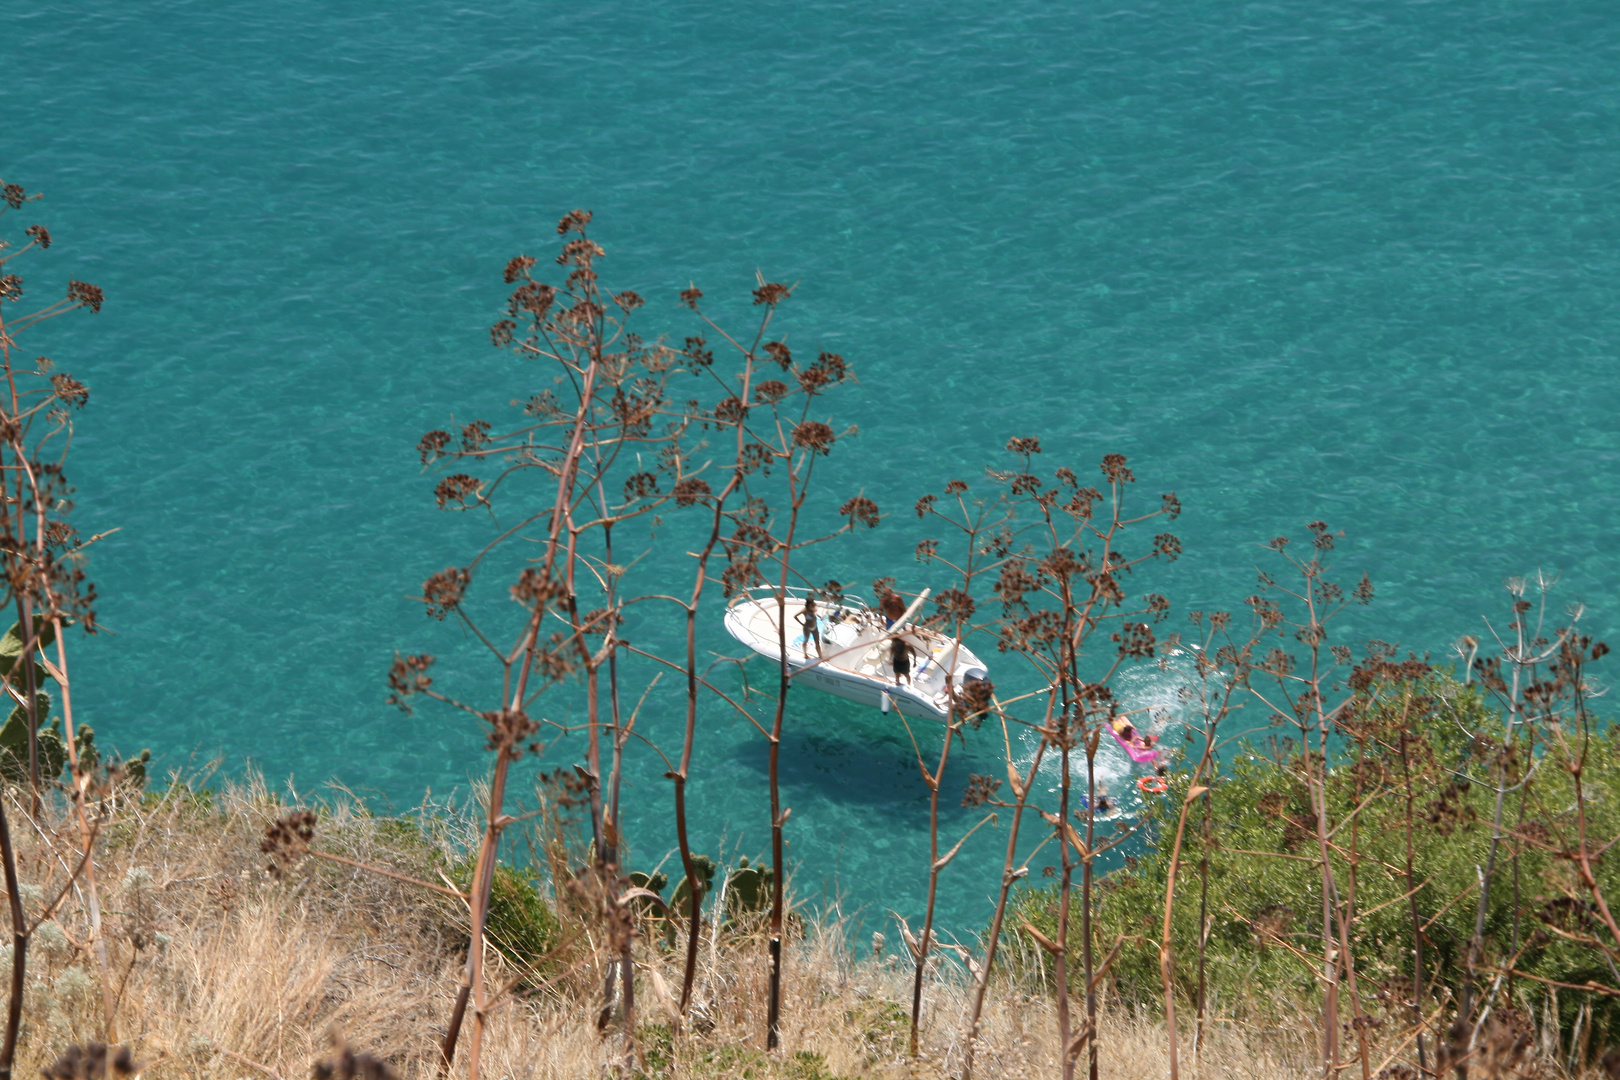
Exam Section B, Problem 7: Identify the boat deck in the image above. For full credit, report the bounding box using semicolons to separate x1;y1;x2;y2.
724;595;985;717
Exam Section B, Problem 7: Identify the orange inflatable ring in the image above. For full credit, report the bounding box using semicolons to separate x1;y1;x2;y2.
1137;775;1169;796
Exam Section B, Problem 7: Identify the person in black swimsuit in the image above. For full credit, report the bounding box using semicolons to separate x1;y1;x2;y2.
797;596;823;657
891;636;913;685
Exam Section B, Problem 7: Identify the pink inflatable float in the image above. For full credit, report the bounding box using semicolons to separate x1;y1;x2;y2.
1108;719;1161;765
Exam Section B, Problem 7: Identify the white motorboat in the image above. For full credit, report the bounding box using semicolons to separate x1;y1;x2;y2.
722;587;989;719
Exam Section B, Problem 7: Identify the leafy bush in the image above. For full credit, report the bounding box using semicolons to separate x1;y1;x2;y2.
458;862;560;972
1015;674;1620;1043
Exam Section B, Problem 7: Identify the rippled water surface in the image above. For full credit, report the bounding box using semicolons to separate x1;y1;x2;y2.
6;0;1618;931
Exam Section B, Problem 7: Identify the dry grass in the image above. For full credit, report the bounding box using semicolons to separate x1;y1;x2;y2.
1;776;1328;1079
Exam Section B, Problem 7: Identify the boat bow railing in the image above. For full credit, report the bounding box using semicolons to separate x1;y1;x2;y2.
725;583;873;614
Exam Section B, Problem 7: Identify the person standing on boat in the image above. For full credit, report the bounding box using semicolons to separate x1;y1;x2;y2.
890;636;913;685
797;596;823;657
880;592;906;629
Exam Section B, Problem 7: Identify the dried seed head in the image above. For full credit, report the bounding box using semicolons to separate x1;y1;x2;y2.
1111;622;1156;658
960;677;994;716
962;773;1002;807
417;429;451;465
66;280;103;312
502;254;535;283
839;496;879;530
1100;453;1133;483
260;810;317;877
934;587;975;624
433;473;483;509
792;420;835;455
40;1043;139;1080
682;336;714;367
49;372;88;408
752;281;791;306
420;566;470;620
556;209;592;235
1006;436;1041;456
460;419;491;452
482;707;539;760
386;653;435;712
623;471;659;501
673;477;711;507
314;1040;401;1080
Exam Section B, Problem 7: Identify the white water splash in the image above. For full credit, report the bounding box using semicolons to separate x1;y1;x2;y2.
1018;648;1211;814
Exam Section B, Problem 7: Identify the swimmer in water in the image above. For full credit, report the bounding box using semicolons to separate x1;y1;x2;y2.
1111;714;1157;753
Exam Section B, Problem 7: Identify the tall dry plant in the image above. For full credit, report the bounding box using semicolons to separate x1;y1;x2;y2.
396;210;709;1077
1242;524;1376;1078
1463;573;1588;1014
989;443;1178;1080
688;280;865;1048
622;277;865;1037
1165;604;1262;1073
0;179;115;1075
399;215;877;1067
939;443;1180;1080
1468;579;1614;1047
904;473;1014;1058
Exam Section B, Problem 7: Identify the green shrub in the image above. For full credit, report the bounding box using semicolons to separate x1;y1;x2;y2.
1014;674;1620;1043
486;864;560;967
453;862;560;972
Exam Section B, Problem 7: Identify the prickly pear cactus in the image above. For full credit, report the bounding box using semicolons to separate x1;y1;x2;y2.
0;621;66;784
669;853;717;920
723;856;774;928
629;870;669;895
626;871;669;922
0;694;65;785
0;620;54;690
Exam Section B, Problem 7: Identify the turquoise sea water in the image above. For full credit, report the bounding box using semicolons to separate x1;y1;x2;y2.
6;0;1618;934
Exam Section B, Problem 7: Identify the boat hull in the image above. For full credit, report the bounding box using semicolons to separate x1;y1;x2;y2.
789;656;942;716
722;591;987;720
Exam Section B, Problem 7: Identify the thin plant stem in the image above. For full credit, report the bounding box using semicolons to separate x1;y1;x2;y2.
961;710;1050;1080
0;791;25;1080
48;618;114;1038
